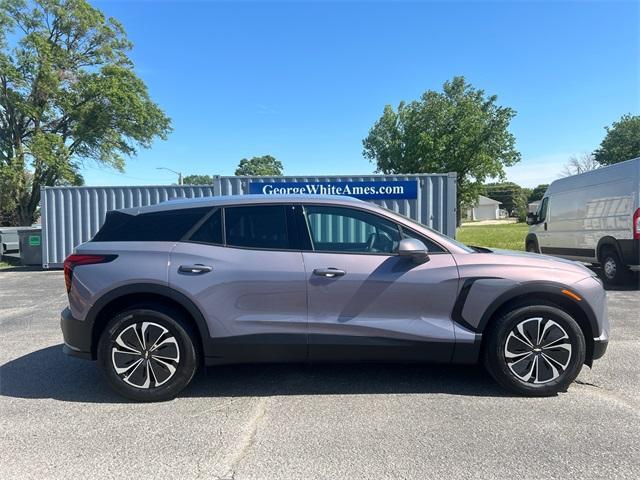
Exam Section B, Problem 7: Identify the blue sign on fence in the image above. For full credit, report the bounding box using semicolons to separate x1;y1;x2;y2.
248;180;418;200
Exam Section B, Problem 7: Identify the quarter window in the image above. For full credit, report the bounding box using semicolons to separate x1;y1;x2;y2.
224;205;290;249
92;207;211;242
305;205;401;254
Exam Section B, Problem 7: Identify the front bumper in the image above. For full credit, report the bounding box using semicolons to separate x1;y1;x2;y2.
61;307;93;360
592;333;609;361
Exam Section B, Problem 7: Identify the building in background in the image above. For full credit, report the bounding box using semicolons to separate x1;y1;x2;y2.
528;200;541;214
466;195;502;221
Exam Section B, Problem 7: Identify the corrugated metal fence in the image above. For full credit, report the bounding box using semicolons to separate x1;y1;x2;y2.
41;174;456;268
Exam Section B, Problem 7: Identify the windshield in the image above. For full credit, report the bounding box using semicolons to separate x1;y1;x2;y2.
378;205;475;253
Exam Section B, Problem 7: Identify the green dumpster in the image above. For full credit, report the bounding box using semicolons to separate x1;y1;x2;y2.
18;228;42;266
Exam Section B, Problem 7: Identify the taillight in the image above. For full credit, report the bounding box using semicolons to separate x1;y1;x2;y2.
634;208;640;240
63;254;116;293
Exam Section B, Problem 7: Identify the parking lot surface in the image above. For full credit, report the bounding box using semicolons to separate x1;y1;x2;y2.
1;269;639;480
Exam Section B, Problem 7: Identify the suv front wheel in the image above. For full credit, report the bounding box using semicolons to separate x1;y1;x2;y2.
483;305;586;396
97;306;198;402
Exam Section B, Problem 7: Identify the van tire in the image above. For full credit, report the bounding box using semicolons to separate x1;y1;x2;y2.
525;236;539;253
599;246;625;284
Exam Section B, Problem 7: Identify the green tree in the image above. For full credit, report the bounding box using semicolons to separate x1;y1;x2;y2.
528;184;549;203
593;114;640;165
183;174;213;185
0;0;171;225
362;76;520;224
235;155;283;176
484;182;523;216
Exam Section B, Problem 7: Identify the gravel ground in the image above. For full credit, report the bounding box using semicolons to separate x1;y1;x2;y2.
1;269;639;480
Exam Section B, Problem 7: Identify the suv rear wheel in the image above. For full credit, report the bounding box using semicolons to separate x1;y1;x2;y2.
483;305;586;396
97;306;198;402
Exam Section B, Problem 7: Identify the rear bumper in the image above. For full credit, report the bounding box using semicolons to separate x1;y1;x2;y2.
61;307;93;360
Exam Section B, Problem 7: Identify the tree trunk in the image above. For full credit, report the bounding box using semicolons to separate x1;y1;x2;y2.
16;192;36;226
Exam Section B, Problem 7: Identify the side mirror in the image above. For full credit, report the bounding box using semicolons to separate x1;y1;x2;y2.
526;212;538;225
398;238;429;264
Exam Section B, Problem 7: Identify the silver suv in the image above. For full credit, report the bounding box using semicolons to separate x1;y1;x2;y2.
61;195;609;401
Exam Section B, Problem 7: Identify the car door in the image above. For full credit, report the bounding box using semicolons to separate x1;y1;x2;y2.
300;204;460;363
169;204;308;363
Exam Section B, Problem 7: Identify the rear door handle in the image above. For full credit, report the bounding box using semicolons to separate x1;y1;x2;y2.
178;264;213;274
313;268;346;278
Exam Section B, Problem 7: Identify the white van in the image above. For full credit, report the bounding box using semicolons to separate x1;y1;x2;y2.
526;157;640;283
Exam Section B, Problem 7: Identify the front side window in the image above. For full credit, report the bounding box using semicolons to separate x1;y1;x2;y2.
538;197;549;223
398;229;445;253
224;205;290;249
305;205;401;254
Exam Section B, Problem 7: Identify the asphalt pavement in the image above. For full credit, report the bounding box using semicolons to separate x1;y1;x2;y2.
1;269;639;479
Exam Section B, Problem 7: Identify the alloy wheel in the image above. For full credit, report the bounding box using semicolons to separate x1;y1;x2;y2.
504;317;572;384
111;321;181;389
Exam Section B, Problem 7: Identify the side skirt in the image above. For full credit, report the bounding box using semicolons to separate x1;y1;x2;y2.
204;334;459;366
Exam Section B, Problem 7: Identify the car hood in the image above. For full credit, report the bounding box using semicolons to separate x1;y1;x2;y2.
484;248;596;277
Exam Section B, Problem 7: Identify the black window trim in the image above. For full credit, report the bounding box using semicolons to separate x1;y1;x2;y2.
300;203;450;256
177;201;450;255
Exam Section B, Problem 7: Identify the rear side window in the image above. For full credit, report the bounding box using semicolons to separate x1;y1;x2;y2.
224;205;289;249
92;207;211;242
188;209;223;245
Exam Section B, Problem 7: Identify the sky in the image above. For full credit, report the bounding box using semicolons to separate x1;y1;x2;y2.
82;0;640;188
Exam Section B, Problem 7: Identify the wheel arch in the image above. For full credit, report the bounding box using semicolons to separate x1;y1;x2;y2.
87;283;212;362
596;236;623;263
477;282;597;366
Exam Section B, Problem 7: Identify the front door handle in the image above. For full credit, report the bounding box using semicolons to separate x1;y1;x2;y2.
178;264;213;274
313;268;346;278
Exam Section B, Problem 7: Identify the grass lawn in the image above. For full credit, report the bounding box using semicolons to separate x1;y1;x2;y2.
456;222;529;251
0;256;20;269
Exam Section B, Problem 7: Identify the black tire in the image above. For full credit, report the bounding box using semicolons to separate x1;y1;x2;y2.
483;305;586;397
525;235;539;253
599;246;625;285
97;305;198;402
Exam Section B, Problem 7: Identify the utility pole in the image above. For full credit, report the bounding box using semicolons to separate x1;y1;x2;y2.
156;167;183;185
